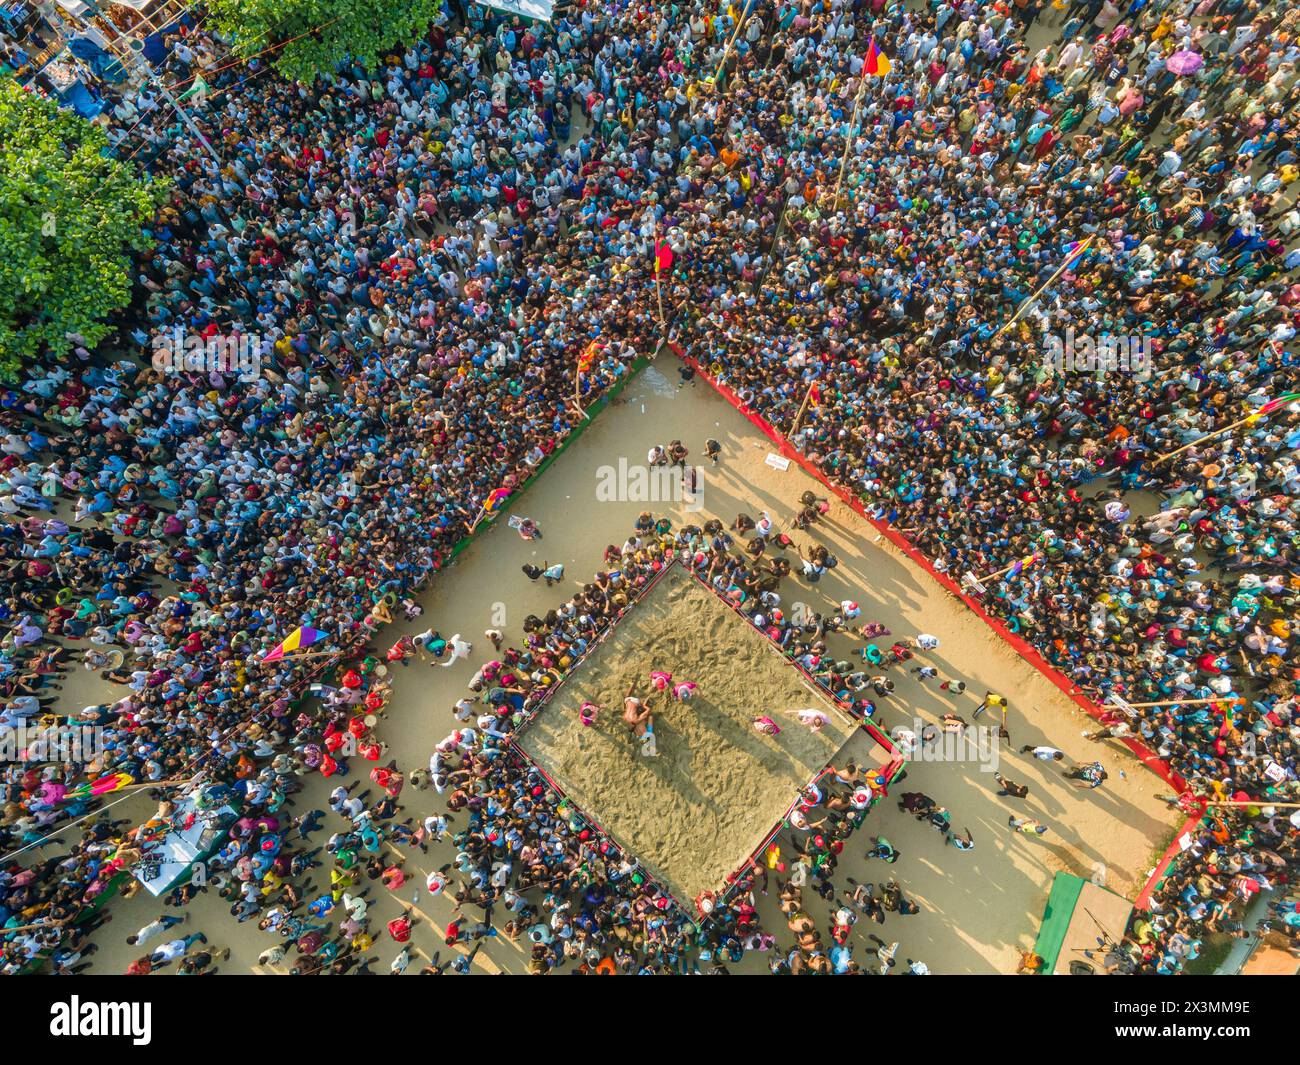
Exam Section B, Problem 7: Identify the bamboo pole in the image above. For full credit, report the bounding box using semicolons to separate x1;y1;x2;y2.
0;918;69;935
834;74;871;209
655;266;666;330
1118;696;1244;709
978;554;1041;583
713;0;756;88
992;236;1095;340
979;559;1021;583
757;192;792;294
465;499;492;534
1204;800;1300;809
114;777;191;793
789;379;818;436
1152;411;1261;465
653;220;666;334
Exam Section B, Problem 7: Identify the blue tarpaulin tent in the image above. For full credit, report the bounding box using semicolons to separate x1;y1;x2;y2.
67;35;126;82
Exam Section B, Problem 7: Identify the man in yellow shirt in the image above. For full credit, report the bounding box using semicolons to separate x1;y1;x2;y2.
975;691;1006;722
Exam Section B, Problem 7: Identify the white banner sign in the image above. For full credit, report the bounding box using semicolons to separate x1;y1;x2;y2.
1107;694;1138;719
478;0;553;20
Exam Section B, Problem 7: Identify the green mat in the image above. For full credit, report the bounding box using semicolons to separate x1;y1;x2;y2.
1033;872;1087;973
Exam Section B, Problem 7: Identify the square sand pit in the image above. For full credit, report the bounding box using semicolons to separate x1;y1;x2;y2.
515;563;855;904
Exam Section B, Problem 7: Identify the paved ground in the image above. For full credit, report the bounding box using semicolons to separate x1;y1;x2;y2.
76;352;1179;974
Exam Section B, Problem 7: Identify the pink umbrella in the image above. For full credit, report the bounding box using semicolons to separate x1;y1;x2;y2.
1166;50;1204;76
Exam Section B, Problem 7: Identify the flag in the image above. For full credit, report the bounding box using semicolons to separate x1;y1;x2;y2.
484;486;512;513
179;75;209;104
262;625;326;663
1245;391;1300;425
1008;550;1040;578
807;382;822;407
65;772;134;800
864;38;891;77
1261;391;1300;413
1060;237;1093;269
577;340;603;375
654;240;674;274
1213;700;1236;737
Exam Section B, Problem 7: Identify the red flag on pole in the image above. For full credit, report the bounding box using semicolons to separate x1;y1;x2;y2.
864;38;891;77
654;241;674;273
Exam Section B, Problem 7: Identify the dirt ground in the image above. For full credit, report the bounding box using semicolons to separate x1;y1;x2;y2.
78;352;1180;975
516;562;854;905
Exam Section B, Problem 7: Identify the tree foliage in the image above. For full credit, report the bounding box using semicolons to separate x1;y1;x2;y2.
206;0;444;84
0;78;167;379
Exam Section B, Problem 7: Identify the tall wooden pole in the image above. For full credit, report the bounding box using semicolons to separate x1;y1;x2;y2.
653;218;666;334
713;0;756;88
757;192;792;294
790;379;817;436
992;236;1095;340
1119;696;1244;710
834;75;872;209
978;554;1040;583
1152;412;1266;465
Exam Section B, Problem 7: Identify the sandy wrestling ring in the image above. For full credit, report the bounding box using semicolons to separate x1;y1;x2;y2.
514;562;856;906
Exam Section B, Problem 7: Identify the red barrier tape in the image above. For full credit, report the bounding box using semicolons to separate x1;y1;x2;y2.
1133;801;1210;910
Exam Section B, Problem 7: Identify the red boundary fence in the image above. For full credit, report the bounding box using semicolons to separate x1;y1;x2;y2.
1134;805;1210;910
676;350;1208;906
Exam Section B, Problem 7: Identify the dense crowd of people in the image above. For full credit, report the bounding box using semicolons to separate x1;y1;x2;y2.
646;0;1300;967
3;0;1299;972
403;519;907;975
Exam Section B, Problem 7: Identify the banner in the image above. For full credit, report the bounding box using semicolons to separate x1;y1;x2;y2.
477;0;553;21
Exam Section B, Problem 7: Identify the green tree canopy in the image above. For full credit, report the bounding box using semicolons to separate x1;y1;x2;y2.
0;78;167;379
206;0;444;84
